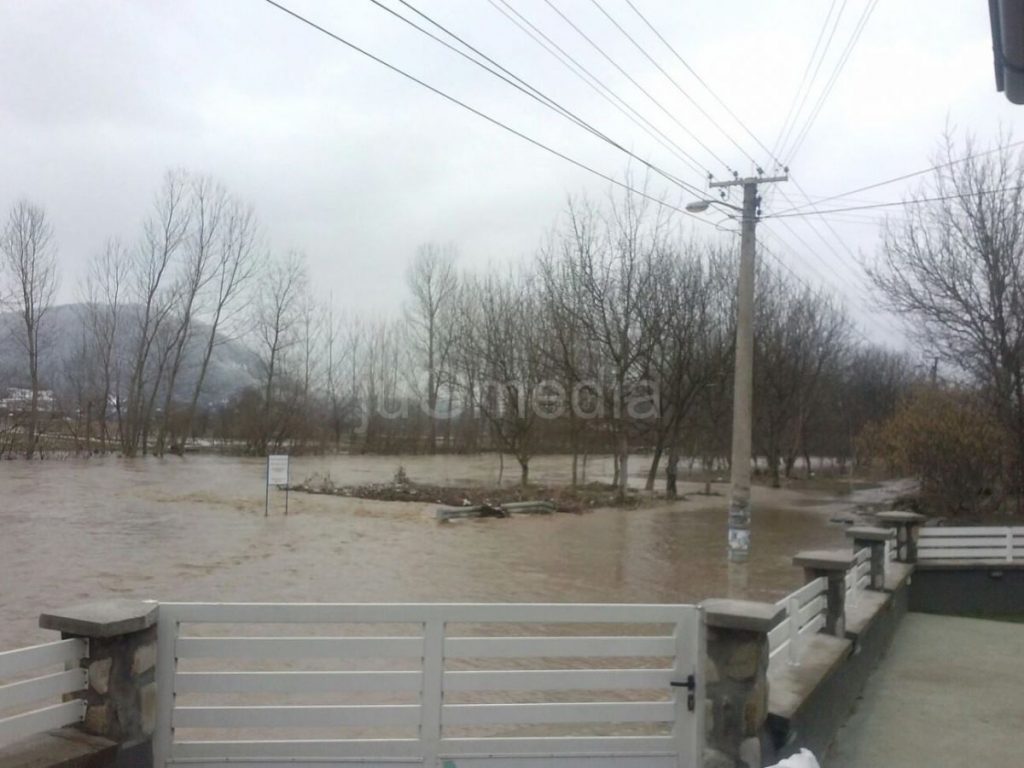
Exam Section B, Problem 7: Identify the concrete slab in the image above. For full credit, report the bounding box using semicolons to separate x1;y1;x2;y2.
845;526;895;541
793;550;855;571
828;613;1024;768
703;598;785;632
39;599;158;638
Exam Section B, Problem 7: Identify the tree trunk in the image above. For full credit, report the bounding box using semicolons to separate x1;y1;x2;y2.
645;442;664;491
617;431;629;501
665;450;679;499
770;452;781;488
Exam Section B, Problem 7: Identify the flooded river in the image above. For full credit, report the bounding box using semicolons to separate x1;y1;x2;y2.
0;453;901;649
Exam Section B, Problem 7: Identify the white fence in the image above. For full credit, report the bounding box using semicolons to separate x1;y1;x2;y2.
918;526;1024;562
0;638;88;746
154;602;704;768
768;578;827;666
768;547;873;667
845;547;872;601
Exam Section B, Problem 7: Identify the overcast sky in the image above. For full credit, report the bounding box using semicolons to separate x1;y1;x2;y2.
1;0;1020;340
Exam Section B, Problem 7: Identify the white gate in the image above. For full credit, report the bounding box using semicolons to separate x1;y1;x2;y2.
154;602;704;767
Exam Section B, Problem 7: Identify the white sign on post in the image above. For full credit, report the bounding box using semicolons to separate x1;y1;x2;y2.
267;454;290;486
265;454;291;516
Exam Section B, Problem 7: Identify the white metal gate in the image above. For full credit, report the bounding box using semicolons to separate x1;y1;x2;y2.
154;602;704;767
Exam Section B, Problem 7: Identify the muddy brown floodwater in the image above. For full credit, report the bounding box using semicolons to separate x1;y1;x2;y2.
0;453;907;650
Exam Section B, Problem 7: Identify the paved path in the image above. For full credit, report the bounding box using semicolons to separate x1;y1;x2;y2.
828;612;1024;767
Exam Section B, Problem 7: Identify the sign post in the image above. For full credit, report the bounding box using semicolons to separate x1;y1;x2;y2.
266;454;290;516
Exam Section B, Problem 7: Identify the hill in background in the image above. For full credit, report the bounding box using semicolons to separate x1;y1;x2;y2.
0;304;260;408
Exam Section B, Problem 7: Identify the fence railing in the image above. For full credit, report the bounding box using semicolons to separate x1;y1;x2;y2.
844;547;872;605
918;526;1024;562
155;602;703;767
0;638;88;746
768;577;827;666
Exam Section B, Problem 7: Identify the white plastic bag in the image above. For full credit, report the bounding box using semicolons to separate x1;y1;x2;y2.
767;748;821;768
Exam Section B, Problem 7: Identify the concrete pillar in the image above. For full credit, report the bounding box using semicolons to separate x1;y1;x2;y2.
792;551;855;637
845;526;896;590
875;511;927;563
39;600;158;767
701;598;785;768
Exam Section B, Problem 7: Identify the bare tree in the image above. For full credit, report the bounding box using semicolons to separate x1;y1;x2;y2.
154;175;227;455
1;201;59;458
867;132;1024;508
537;235;598;485
121;170;190;456
464;271;545;485
81;239;130;452
252;252;306;455
323;304;358;450
754;266;850;487
560;188;666;500
405;243;458;452
181;198;260;447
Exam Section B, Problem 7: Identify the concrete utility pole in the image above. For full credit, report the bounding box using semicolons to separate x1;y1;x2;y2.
706;174;787;563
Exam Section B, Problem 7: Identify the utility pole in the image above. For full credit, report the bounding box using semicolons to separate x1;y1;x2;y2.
708;174;787;563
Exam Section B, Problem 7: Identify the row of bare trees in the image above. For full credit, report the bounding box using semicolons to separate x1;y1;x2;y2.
2;171;914;487
305;187;913;495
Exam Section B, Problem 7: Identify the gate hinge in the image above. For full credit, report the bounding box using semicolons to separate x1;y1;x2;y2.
670;674;697;711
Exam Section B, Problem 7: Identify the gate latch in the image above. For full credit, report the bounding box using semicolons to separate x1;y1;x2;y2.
670;674;697;712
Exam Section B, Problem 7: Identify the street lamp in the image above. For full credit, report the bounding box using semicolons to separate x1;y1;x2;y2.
687;174;786;563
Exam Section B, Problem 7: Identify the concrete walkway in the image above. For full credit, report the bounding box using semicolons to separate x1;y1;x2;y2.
828;612;1024;767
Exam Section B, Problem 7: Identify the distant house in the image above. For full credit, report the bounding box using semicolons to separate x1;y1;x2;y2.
988;0;1024;104
1;388;56;413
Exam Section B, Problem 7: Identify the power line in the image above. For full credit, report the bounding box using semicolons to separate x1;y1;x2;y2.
761;222;897;342
762;250;889;348
769;139;1024;215
783;0;879;165
774;177;881;302
486;0;715;184
261;0;717;226
761;202;880;316
623;0;783;168
541;0;734;176
585;0;762;169
369;0;706;197
767;184;1024;218
773;0;847;162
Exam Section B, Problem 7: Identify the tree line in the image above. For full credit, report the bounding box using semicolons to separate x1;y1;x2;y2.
1;168;919;501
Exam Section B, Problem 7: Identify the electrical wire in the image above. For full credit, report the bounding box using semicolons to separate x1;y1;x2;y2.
783;0;879;165
486;0;716;184
767;184;1024;218
541;0;733;176
773;179;880;304
261;0;718;226
623;0;783;169
769;139;1024;215
586;0;762;169
773;0;847;162
369;0;706;197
